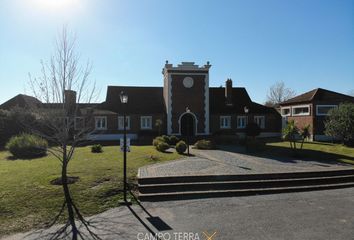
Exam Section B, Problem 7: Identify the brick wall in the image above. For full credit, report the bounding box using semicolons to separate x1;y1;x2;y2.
171;74;206;134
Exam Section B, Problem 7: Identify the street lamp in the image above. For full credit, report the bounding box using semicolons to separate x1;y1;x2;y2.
186;107;190;156
119;91;131;205
244;106;249;151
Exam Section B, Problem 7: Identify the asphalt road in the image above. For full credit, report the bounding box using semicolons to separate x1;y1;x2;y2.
3;188;354;240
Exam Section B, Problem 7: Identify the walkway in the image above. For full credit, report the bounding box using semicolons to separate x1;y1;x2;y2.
139;146;352;178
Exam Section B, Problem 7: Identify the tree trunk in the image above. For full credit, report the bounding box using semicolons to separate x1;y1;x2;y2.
62;146;78;240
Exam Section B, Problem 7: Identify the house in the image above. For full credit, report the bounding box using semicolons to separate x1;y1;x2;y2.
279;88;354;141
1;61;281;141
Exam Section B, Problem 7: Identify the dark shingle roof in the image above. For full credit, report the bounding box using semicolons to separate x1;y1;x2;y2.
280;88;354;105
103;86;165;114
209;87;277;114
0;94;42;110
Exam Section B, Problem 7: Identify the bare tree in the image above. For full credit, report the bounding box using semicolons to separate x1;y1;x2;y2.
266;81;296;107
27;27;100;240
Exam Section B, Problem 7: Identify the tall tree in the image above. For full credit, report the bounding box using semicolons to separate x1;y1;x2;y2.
266;81;296;107
27;27;100;240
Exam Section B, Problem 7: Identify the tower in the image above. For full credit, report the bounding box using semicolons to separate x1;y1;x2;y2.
162;61;211;136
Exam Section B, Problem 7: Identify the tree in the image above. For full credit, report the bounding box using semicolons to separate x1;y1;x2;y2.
282;120;310;155
266;81;296;107
324;103;354;145
27;27;100;240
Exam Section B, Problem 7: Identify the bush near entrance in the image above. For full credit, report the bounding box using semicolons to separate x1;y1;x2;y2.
194;139;214;150
176;140;187;154
156;142;170;152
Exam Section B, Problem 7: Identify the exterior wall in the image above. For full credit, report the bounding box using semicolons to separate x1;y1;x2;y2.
90;113;166;140
281;103;315;138
171;74;206;134
210;113;281;136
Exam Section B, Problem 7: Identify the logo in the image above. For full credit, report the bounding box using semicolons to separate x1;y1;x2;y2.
202;231;217;240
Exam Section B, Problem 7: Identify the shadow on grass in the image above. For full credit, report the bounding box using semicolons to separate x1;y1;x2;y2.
218;143;354;166
6;153;48;161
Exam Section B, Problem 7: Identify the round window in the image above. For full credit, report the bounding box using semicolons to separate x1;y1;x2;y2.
183;77;194;88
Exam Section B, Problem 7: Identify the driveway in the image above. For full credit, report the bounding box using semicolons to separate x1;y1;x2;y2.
3;187;354;240
139;147;352;178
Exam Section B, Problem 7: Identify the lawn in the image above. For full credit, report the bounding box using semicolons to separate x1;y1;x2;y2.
0;145;181;237
265;141;354;165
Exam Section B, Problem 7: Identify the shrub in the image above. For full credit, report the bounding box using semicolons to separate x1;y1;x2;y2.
175;140;187;154
169;135;179;145
152;136;165;146
325;103;354;145
162;135;170;144
6;133;48;158
194;139;213;150
91;144;103;153
156;142;170;152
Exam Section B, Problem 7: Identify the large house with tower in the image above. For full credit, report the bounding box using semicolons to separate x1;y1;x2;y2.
86;61;281;141
0;61;281;141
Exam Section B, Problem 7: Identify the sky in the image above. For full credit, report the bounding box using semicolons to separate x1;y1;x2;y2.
0;0;353;104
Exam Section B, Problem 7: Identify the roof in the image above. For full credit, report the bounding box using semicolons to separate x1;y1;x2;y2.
209;87;277;114
103;86;166;114
280;88;354;105
0;94;42;110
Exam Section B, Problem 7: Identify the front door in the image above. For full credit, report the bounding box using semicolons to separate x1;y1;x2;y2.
180;113;195;136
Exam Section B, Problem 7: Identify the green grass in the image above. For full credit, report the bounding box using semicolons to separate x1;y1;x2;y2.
265;141;354;165
0;145;181;236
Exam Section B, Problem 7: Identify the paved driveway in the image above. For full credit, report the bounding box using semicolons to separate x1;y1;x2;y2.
4;188;354;240
139;147;352;178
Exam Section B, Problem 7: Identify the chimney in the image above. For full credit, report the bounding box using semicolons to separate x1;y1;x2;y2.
225;78;233;106
64;90;77;115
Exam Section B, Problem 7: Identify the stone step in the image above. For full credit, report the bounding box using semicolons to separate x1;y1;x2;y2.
138;175;354;194
138;182;354;202
138;169;354;185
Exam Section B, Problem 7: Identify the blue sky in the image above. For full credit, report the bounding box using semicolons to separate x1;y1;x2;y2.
0;0;353;104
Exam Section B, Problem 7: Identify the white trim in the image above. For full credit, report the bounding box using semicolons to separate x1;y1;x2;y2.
88;134;138;141
220;116;231;129
178;111;198;135
254;115;265;129
292;104;311;116
95;116;107;130
167;73;172;135
316;105;337;116
140;116;152;129
204;73;210;134
118;116;130;130
237;116;247;129
280;107;291;116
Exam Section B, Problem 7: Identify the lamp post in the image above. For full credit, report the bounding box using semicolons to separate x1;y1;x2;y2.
186;107;190;156
244;106;249;151
119;91;131;205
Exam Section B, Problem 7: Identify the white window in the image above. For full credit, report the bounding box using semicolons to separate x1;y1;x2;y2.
316;105;337;116
74;117;85;130
281;107;291;116
118;116;130;130
95;117;107;130
292;105;310;116
254;116;265;129
141;116;152;129
237;116;248;129
220;116;231;129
